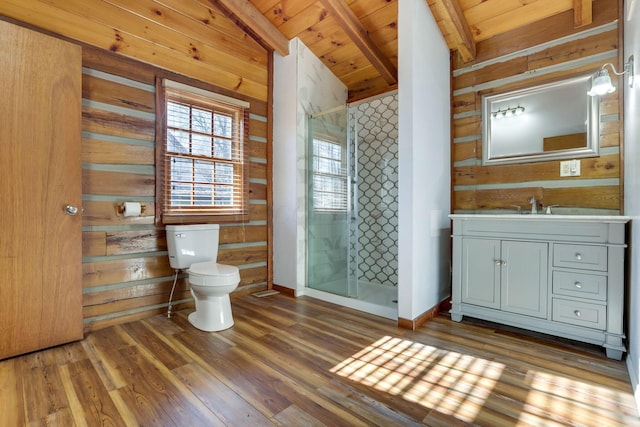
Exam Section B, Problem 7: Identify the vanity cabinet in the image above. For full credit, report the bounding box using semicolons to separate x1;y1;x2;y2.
461;239;548;318
450;215;629;360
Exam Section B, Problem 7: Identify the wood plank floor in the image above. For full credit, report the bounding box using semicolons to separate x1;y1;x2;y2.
1;293;639;426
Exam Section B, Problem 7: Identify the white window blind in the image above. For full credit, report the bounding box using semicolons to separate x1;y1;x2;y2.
312;138;348;211
160;81;249;220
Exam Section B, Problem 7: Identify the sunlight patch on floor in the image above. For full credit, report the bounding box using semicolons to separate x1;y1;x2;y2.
329;336;636;425
330;336;504;423
519;369;633;426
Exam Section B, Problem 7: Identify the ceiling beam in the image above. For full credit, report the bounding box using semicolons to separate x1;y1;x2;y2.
429;0;476;63
211;0;290;56
573;0;593;28
319;0;398;85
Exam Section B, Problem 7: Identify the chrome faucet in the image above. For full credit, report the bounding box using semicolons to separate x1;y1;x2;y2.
529;197;538;214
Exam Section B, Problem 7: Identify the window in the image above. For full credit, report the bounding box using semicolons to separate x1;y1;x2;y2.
156;79;249;224
312;138;348;211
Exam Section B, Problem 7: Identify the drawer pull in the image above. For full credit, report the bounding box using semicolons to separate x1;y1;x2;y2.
574;310;581;317
574;282;582;289
575;253;582;260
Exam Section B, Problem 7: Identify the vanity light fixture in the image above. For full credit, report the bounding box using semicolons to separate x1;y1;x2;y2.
587;55;635;96
491;105;525;120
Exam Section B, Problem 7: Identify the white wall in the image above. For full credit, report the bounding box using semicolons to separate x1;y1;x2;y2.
273;41;298;291
272;38;347;294
275;8;452;321
624;0;640;412
397;0;451;320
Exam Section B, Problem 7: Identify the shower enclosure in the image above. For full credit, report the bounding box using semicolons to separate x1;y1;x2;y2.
306;93;398;317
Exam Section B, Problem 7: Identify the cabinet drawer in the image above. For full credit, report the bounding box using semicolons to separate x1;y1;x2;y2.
553;244;607;271
552;298;606;330
552;271;607;301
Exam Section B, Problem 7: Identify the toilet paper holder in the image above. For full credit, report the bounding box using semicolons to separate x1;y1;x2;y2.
116;202;147;216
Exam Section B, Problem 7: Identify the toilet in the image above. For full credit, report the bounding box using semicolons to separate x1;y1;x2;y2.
166;224;240;332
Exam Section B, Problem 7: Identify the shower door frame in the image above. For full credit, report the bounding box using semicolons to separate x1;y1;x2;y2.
306;106;360;299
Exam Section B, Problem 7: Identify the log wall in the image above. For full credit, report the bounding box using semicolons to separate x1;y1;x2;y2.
451;0;622;214
0;0;271;332
80;49;270;332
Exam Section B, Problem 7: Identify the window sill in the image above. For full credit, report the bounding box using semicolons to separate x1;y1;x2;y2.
159;213;249;225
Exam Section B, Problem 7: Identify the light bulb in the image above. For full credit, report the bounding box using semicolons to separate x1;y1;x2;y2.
588;69;616;96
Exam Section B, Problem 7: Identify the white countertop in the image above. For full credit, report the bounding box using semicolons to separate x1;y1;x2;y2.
449;214;631;223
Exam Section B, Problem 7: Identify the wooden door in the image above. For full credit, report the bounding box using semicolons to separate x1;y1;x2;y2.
0;21;83;359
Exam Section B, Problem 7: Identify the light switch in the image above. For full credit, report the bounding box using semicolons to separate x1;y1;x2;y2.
560;160;580;177
570;159;580;176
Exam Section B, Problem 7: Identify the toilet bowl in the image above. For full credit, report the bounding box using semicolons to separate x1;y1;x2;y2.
187;261;240;332
165;224;240;332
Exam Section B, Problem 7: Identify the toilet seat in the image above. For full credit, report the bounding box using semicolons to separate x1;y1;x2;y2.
188;261;240;287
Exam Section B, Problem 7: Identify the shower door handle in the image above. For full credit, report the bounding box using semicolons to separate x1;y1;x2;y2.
348;176;357;220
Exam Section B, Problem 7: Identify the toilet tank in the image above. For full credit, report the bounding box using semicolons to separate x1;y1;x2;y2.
166;224;220;269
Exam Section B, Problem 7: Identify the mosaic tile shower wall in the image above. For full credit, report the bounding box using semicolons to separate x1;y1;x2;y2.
350;93;399;287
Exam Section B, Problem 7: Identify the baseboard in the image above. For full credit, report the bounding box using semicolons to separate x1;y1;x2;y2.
272;283;296;297
626;351;640;417
397;297;448;331
231;284;267;297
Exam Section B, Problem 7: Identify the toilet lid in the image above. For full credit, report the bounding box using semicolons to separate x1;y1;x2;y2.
189;261;238;277
188;261;240;287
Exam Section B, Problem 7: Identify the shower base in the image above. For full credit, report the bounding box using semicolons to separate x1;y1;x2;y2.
304;280;397;320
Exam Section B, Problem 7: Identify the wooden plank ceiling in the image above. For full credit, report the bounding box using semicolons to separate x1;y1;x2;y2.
217;0;593;100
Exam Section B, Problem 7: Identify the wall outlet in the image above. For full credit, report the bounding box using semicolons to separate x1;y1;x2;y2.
560;159;580;177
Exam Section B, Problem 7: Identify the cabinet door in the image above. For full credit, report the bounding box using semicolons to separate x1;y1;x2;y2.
0;21;82;359
501;241;548;318
461;238;501;309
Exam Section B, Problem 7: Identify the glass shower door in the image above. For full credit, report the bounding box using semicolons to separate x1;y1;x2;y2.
307;107;357;297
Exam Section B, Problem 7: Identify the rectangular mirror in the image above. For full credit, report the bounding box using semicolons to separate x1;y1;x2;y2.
482;74;600;165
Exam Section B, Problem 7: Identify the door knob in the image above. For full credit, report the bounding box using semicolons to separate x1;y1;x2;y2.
64;204;79;216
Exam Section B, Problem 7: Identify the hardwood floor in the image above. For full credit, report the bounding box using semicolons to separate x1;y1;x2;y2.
1;293;639;426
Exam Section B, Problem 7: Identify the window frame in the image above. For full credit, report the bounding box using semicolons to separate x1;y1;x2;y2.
155;78;250;225
311;136;348;213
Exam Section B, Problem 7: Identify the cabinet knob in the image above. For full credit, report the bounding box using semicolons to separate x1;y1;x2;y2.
575;253;582;260
502;261;507;266
574;282;582;289
495;260;501;266
574;310;581;317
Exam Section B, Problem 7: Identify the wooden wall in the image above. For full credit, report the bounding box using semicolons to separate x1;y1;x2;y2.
451;0;622;214
80;49;270;332
0;0;271;331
